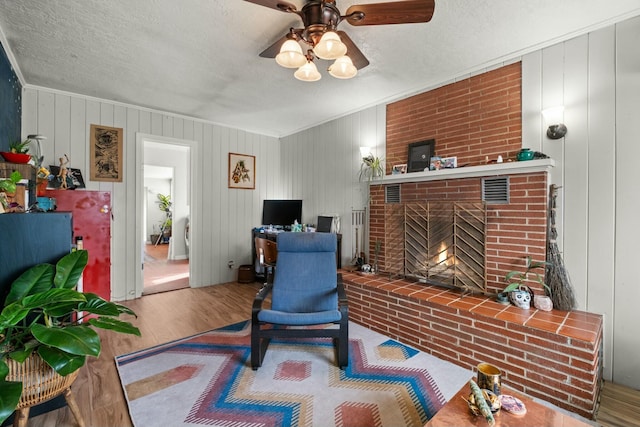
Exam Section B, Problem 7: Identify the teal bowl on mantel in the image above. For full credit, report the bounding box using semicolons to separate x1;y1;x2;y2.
517;148;535;161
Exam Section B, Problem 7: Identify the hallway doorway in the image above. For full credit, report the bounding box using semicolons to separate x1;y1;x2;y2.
135;133;197;298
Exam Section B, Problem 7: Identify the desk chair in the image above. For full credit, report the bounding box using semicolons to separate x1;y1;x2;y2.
254;237;277;284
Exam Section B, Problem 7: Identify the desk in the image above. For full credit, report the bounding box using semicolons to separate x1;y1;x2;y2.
252;229;342;280
426;382;592;427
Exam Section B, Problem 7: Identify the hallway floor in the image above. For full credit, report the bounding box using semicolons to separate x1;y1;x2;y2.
143;242;189;295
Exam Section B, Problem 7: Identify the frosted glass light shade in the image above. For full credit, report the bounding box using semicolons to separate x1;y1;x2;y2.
328;55;357;79
275;40;306;68
294;61;321;81
313;31;347;60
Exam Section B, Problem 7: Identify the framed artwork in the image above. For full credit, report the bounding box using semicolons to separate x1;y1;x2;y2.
90;124;123;182
48;165;86;189
392;164;407;174
228;152;255;189
407;139;435;172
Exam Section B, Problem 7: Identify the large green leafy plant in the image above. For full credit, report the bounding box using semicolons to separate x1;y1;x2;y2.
0;250;140;424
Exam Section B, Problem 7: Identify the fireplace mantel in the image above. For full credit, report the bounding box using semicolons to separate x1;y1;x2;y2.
377;158;555;185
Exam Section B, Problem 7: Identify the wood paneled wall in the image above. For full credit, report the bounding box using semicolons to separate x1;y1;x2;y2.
21;87;281;301
521;15;640;387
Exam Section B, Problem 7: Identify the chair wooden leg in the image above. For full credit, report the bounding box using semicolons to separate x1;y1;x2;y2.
63;388;86;427
13;407;29;427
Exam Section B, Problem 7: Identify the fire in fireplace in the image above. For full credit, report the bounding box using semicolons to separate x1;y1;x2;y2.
384;201;487;294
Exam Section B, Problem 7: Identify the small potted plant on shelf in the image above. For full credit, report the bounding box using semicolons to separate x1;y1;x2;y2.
0;250;141;424
359;154;384;182
499;256;552;310
0;170;23;213
1;139;32;164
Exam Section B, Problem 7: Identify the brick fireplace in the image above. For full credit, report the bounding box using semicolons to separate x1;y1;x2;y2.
343;62;603;419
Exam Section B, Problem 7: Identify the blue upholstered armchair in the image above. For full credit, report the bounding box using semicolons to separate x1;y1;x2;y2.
251;232;349;370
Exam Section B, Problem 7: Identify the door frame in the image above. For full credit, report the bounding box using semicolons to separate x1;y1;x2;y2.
134;133;199;298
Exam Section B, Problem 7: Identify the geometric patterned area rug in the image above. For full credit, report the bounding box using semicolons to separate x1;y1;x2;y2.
115;321;471;427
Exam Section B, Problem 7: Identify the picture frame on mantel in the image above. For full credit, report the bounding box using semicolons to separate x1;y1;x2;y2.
89;124;123;182
407;139;435;172
228;152;255;189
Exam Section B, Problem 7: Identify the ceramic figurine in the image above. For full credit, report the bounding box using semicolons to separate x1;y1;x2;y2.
509;287;532;309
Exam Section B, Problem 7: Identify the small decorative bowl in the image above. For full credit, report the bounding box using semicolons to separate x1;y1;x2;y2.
1;152;31;163
516;149;534;161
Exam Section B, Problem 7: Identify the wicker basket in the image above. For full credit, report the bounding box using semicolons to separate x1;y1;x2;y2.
5;353;79;409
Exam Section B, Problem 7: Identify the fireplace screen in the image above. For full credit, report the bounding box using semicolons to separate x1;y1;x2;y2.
384;201;487;294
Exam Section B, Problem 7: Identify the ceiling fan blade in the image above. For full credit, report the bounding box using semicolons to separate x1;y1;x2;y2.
243;0;297;13
259;34;290;58
337;31;369;70
345;0;435;26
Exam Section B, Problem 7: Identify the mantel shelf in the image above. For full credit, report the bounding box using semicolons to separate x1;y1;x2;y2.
372;158;555;185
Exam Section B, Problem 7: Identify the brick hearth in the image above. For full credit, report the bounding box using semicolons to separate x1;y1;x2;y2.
342;271;603;420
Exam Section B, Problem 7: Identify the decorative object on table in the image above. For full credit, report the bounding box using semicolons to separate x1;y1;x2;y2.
546;184;577;311
392;163;407;174
358;152;384;181
498;394;527;416
407;139;435;172
466;388;501;415
89;124;123;182
228;152;255;189
0;250;141;425
476;362;501;396
503;256;551;309
468;379;496;426
48;165;85;190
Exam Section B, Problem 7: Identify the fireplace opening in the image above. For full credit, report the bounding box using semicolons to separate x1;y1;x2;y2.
384;201;487;294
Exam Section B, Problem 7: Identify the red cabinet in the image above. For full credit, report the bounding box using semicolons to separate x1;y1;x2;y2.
44;190;111;300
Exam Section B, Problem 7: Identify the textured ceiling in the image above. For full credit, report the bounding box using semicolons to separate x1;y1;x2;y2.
1;0;639;137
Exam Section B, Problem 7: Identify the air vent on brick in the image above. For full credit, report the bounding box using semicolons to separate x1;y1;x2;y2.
385;185;401;204
482;176;509;204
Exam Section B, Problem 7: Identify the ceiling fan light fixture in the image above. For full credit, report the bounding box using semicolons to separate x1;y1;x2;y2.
275;39;306;68
294;60;322;82
328;55;357;79
313;31;347;60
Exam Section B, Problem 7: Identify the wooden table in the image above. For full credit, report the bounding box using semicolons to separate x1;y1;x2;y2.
426;382;593;427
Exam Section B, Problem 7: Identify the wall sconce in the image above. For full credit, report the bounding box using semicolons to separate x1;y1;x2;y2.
542;106;567;139
359;146;373;161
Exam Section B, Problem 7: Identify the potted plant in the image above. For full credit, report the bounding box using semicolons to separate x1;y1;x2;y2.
157;193;172;241
1;140;32;163
0;170;23;212
0;250;140;424
499;256;552;309
358;154;384;182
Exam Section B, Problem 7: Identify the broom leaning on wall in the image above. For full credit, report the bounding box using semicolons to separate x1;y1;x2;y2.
546;184;577;311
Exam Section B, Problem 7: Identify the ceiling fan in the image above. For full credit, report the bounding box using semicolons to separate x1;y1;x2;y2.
244;0;435;81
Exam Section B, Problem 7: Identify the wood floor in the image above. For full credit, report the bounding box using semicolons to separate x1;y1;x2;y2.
23;282;640;427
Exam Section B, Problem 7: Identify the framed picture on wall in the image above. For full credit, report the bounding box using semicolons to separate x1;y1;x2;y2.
228;152;255;189
407;139;435;172
89;124;123;182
